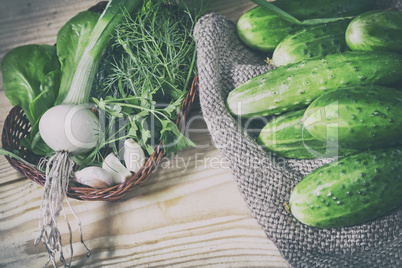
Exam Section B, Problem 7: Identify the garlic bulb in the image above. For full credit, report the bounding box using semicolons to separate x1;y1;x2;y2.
102;153;132;184
73;166;114;188
124;138;146;173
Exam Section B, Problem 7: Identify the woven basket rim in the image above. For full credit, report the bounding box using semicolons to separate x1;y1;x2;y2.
1;72;198;201
1;1;200;201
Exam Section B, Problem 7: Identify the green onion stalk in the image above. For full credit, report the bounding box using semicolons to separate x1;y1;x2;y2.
34;1;144;267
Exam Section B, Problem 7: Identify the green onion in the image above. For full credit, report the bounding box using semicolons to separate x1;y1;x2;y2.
62;0;143;104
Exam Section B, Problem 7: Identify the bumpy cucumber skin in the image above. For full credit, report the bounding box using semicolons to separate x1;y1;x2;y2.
346;10;402;53
236;6;301;52
289;147;402;228
274;0;376;20
272;19;351;66
226;51;402;118
257;109;356;159
303;86;402;150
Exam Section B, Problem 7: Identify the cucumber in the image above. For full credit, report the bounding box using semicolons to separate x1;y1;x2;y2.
236;6;302;52
346;10;402;53
303;85;402;150
226;51;402;118
289;147;402;228
273;0;377;20
257;109;356;159
272;19;351;66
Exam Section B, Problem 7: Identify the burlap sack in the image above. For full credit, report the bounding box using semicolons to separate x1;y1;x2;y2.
194;2;402;267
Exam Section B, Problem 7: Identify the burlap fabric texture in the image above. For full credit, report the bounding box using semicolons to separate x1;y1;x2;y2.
193;2;402;268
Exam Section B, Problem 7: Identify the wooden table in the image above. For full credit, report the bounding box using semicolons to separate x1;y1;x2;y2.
0;0;290;267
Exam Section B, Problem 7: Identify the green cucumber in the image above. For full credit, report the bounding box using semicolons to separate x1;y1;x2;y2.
273;0;377;20
236;6;302;52
289;147;402;228
226;51;402;118
303;85;402;150
272;19;351;66
346;10;402;53
257;109;356;159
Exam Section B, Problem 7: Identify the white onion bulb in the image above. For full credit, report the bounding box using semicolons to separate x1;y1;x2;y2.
39;104;100;155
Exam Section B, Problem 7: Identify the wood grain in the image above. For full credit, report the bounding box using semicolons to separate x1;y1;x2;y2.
0;0;290;267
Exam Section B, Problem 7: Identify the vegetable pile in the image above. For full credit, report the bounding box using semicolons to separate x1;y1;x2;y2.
1;0;202;266
227;0;402;229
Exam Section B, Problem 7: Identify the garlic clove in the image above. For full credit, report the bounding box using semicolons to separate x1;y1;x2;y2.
124;138;146;173
102;153;132;184
73;166;114;188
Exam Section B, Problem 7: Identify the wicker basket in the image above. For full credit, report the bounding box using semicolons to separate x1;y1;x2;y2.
1;0;199;201
1;76;198;201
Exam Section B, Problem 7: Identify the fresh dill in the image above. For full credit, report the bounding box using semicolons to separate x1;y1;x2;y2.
88;0;202;164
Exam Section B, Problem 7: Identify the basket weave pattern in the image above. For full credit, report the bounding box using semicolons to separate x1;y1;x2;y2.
2;76;198;201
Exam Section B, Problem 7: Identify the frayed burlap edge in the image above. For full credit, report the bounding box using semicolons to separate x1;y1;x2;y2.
194;3;402;267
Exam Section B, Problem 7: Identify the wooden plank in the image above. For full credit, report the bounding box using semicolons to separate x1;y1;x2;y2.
0;0;290;267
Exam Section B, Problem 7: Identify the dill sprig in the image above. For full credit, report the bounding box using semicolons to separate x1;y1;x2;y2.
88;0;202;164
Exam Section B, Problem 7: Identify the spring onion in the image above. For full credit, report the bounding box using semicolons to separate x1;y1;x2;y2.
34;0;143;267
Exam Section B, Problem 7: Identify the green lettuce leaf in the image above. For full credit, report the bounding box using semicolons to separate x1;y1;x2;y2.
1;44;60;124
